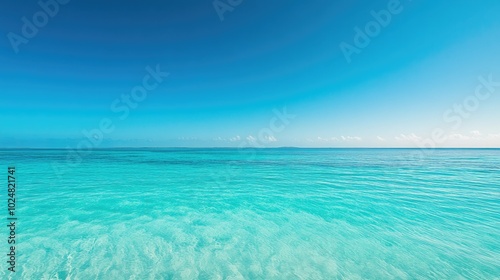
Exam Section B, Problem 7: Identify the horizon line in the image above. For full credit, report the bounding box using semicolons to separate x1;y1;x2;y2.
1;147;500;150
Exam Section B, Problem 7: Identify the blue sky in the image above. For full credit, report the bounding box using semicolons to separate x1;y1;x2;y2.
1;0;500;148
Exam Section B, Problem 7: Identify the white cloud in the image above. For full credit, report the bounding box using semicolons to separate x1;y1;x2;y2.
306;136;362;143
447;133;470;140
377;136;385;141
264;135;277;142
470;130;482;137
179;137;198;141
340;135;362;141
487;133;500;139
447;131;500;141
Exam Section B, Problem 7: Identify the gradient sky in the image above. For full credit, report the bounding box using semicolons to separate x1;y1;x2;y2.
1;0;500;148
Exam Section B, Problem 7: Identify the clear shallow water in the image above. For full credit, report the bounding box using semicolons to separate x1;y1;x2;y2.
1;148;499;279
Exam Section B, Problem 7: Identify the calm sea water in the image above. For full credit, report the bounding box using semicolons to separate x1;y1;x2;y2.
1;148;499;279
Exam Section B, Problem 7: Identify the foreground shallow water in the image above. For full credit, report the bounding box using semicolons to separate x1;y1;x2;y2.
1;148;499;279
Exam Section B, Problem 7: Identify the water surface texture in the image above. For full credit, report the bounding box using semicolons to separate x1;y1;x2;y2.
1;149;499;279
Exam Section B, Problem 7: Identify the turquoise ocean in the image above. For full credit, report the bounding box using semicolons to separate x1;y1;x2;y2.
1;148;499;279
